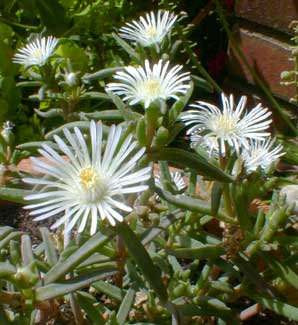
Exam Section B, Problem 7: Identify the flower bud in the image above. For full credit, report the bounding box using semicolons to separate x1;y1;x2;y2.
280;71;292;81
1;121;14;147
65;72;77;86
280;185;298;213
13;263;39;288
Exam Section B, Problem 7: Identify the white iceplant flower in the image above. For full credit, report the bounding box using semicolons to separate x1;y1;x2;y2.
119;10;177;47
23;121;151;235
180;93;272;156
241;138;284;172
13;36;59;67
106;60;190;109
155;171;186;192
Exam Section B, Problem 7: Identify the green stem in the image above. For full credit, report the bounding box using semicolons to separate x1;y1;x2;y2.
219;151;234;217
145;104;159;149
0;17;39;30
215;0;298;135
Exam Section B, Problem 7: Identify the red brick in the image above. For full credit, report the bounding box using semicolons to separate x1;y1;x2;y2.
228;27;296;101
235;0;298;34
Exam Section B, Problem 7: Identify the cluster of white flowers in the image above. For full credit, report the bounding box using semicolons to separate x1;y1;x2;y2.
18;9;284;236
180;93;284;172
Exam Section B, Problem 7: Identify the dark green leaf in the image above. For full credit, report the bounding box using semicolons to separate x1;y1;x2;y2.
252;295;298;321
0;187;31;204
211;182;223;216
92;280;124;302
83;67;123;81
117;288;135;324
36;268;116;301
154;187;235;224
76;291;105;324
167;245;224;259
40;227;58;266
116;222;168;303
44;232;110;284
147;148;234;183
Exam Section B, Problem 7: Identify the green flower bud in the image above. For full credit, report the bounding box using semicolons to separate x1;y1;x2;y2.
154;126;169;146
173;283;187;297
13;262;39;289
1;121;14;147
280;70;292;81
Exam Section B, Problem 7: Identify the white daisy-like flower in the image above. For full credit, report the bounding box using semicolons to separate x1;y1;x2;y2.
155;171;186;192
119;10;177;47
242;138;284;172
23;121;151;235
180;93;272;156
106;60;190;109
13;36;59;67
190;131;219;157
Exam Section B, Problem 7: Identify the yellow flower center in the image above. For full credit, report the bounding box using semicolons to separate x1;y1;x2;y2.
142;79;161;98
79;167;99;190
146;27;158;38
212;115;237;136
31;48;44;61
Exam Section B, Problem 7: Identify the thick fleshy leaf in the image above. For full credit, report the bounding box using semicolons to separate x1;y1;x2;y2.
76;291;105;324
44;232;110;284
36;268;117;301
45;121;109;140
92;280;124;302
116;222;168;303
16;81;42;87
169;81;194;124
0;188;31;204
211;182;223;216
0;262;16;278
0;226;13;241
0;231;23;250
83;67;123;81
106;90;137;121
80;110;123;122
80;92;111;101
34;108;64;118
21;234;34;265
261;253;298;290
141;210;184;246
117;288;135;324
40;227;58;266
235;256;276;297
147;148;234;183
167;245;224;259
252;295;298;321
112;33;140;61
154;187;235;224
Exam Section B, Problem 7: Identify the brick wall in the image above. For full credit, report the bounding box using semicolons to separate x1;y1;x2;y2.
228;0;298;104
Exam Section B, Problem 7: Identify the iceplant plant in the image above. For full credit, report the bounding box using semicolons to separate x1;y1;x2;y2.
13;36;59;68
106;59;190;109
180;93;272;156
23;121;151;235
119;10;178;47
